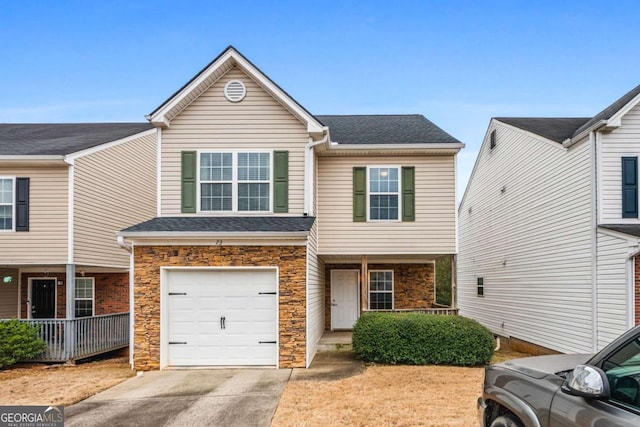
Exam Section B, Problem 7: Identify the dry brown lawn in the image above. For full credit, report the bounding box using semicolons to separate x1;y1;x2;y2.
0;357;134;406
271;348;531;427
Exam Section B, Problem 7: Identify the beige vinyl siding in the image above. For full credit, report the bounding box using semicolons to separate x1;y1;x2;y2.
0;166;68;264
74;132;157;267
317;155;456;255
458;121;594;354
160;67;308;215
596;231;633;348
0;268;19;318
306;219;325;365
600;103;640;223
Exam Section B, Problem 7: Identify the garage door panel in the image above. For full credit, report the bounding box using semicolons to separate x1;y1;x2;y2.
166;269;277;366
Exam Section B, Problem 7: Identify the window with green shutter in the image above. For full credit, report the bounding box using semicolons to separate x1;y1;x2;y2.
353;167;367;222
273;151;289;213
181;151;197;213
401;167;415;222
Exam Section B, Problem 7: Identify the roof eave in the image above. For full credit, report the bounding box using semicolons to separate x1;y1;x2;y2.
0;155;67;165
117;230;311;239
324;142;464;153
563;120;606;148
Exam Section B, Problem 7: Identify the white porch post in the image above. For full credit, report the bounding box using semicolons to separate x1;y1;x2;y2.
361;255;368;312
65;264;76;359
451;255;458;309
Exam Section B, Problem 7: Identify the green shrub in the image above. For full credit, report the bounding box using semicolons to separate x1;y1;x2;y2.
352;312;494;366
0;319;47;368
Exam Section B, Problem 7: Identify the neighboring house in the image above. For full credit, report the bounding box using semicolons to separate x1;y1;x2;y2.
458;84;640;355
118;46;464;370
0;123;156;360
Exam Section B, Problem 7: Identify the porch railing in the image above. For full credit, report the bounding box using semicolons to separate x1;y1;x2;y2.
368;307;459;316
16;312;129;362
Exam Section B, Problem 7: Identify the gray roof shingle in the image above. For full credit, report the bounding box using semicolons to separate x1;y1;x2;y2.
495;84;640;144
573;84;640;137
599;224;640;238
0;123;154;156
121;216;316;233
316;114;462;145
495;117;590;143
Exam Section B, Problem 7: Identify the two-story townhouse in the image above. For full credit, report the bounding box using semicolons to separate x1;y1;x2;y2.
458;84;640;355
0;123;156;360
118;46;464;370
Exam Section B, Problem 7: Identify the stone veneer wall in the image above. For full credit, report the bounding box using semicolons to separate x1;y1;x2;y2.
324;263;435;329
133;245;307;371
20;272;129;318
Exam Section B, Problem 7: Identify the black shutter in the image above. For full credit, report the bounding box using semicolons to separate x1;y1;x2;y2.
15;178;29;231
622;157;638;218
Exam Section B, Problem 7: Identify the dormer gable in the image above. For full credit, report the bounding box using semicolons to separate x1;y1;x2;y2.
147;46;324;136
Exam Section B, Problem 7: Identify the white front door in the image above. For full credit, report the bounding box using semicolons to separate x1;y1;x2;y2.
331;270;359;330
165;268;278;366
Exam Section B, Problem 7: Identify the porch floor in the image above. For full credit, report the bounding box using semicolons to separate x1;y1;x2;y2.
318;331;353;352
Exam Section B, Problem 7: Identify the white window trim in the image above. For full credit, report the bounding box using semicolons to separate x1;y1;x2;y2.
197;150;273;214
74;277;95;317
368;270;394;311
366;166;401;222
0;176;15;232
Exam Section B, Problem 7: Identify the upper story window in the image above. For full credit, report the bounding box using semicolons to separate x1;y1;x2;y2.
0;177;14;231
199;152;271;212
353;166;415;223
369;167;400;221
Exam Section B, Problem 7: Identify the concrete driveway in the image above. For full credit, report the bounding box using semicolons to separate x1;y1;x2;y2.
65;369;292;427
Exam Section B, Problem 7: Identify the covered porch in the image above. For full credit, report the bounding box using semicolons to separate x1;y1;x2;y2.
0;265;130;362
321;254;458;331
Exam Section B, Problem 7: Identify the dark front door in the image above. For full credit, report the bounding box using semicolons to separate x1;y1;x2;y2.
31;279;55;318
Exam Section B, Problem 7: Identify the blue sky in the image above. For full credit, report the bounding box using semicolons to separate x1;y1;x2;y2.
2;1;640;200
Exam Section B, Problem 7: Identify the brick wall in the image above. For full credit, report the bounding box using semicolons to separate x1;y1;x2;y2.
324;263;435;329
132;245;307;371
20;272;129;318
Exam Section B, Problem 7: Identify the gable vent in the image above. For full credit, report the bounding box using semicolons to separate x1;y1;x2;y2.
224;80;247;102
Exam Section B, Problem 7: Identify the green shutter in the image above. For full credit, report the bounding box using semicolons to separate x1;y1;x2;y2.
353;167;367;222
273;151;289;213
181;151;197;213
402;166;415;222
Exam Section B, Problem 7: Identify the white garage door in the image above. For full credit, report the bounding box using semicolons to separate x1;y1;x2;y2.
166;268;278;366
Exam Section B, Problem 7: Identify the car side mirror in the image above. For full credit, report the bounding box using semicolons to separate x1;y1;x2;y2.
562;365;610;399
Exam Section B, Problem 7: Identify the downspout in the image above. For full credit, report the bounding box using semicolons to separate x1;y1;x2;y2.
590;131;598;352
304;128;330;215
117;235;132;253
116;234;134;369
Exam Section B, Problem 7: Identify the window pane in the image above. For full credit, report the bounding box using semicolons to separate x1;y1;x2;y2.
75;300;93;318
370;195;398;220
0;206;12;230
200;153;232;181
238;183;269;211
201;183;232;211
238;153;270;182
0;179;12;204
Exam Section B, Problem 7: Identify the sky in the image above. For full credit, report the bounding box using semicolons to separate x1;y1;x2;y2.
2;1;640;201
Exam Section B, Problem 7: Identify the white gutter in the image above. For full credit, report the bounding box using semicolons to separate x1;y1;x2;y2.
304;128;330;215
118;231;311;239
117;235;132;253
327;142;465;152
0;155;66;165
563;120;607;148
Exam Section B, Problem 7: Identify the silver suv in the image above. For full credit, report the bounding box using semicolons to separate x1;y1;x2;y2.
478;324;640;427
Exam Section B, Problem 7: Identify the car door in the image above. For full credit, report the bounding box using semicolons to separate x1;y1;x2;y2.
549;338;640;426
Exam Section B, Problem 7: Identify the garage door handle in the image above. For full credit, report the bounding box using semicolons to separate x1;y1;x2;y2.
169;292;187;296
259;341;276;344
259;292;276;295
220;316;226;329
169;342;187;345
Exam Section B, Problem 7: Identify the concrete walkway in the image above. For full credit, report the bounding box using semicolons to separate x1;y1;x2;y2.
65;369;292;427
